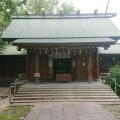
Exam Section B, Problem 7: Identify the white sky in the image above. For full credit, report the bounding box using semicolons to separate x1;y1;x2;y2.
61;0;120;30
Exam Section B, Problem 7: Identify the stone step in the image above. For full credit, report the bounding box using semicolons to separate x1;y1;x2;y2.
11;83;120;104
13;96;119;100
14;93;116;97
11;99;120;103
18;89;112;92
16;91;115;95
20;86;111;89
21;85;110;86
19;88;111;90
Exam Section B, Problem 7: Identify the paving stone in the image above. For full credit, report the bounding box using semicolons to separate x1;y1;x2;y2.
39;108;52;115
52;110;63;117
25;107;42;119
35;102;45;107
77;112;90;117
64;118;78;120
38;115;51;120
78;116;93;120
43;102;53;107
90;113;106;120
25;118;37;120
53;102;63;106
25;102;119;120
51;117;64;120
53;105;63;110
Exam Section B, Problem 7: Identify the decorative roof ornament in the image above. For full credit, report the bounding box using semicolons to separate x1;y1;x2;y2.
41;8;45;15
77;9;80;15
24;7;28;15
59;8;63;15
16;0;28;17
94;9;98;15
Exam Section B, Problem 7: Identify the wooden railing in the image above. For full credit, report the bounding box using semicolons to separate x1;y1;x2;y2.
9;74;27;104
101;73;120;95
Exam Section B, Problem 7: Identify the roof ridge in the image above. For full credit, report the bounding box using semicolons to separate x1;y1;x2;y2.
12;13;117;19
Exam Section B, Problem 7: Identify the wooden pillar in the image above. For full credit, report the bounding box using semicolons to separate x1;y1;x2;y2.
88;48;92;83
96;48;99;79
26;49;30;81
35;50;40;84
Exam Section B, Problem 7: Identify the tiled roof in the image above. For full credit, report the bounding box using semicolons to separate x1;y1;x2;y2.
12;38;116;47
2;16;120;41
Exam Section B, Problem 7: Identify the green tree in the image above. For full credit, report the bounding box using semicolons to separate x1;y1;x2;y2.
27;0;60;14
0;0;16;24
57;2;76;14
0;0;16;54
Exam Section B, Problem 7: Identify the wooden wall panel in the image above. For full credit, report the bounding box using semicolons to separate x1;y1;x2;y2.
92;52;96;79
76;53;88;80
76;55;81;79
39;54;49;80
26;48;99;81
29;53;35;80
0;55;26;79
92;48;98;80
71;55;77;80
82;53;87;80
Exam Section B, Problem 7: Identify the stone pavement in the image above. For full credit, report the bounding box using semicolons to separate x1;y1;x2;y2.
25;102;119;120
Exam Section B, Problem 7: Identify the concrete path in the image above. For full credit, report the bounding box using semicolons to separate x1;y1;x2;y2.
25;102;119;120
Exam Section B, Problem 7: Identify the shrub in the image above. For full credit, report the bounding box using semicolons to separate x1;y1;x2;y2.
105;62;120;96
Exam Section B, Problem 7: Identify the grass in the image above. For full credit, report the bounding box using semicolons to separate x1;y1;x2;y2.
0;105;32;120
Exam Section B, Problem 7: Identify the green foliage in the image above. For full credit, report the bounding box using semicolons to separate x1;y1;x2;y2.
0;37;6;54
0;106;32;120
0;0;16;31
105;62;120;96
14;0;76;14
57;2;76;14
0;0;16;23
0;0;16;52
109;62;120;83
104;75;110;85
27;0;60;14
